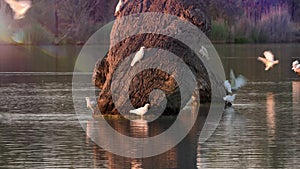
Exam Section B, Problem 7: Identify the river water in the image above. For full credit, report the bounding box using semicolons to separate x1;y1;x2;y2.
0;44;299;168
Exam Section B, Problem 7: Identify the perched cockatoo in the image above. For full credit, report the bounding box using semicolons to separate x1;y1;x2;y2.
257;51;279;71
292;60;300;76
223;94;236;107
85;97;97;115
199;46;209;60
292;60;299;71
114;0;124;15
4;0;32;20
294;64;300;75
131;46;145;67
129;103;150;117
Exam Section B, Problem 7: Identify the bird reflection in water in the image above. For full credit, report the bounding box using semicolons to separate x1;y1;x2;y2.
182;89;199;119
293;81;300;106
83;91;205;168
223;107;239;142
130;119;149;138
86;120;92;144
266;93;276;141
292;81;300;129
130;159;143;169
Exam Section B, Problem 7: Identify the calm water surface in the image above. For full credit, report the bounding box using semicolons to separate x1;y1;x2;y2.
0;44;299;168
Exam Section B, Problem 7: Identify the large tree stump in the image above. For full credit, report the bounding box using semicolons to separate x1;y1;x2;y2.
93;0;212;115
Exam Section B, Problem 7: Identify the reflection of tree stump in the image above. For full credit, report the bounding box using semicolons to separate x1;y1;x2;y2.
88;105;210;168
93;0;211;115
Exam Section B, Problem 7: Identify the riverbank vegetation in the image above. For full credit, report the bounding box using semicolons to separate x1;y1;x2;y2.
0;0;113;45
206;0;300;43
0;0;300;44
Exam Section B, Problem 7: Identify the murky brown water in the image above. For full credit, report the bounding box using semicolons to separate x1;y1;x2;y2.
0;44;299;168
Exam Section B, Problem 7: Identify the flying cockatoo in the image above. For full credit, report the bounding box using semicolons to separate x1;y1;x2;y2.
224;69;247;93
257;51;279;71
4;0;32;20
129;103;150;118
131;46;145;67
229;69;247;90
85;97;97;115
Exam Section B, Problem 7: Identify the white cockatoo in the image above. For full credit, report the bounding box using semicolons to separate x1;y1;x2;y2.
199;46;209;60
114;0;124;15
224;69;247;93
292;60;299;71
129;103;150;117
257;51;279;71
4;0;32;20
292;60;300;76
223;94;236;103
85;97;97;114
131;46;145;67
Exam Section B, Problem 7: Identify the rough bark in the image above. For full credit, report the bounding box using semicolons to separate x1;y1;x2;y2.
93;0;211;115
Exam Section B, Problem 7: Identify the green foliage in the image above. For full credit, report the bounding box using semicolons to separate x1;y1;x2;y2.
232;9;296;43
2;0;300;44
0;1;13;43
210;21;229;42
234;36;251;44
23;24;55;45
207;0;300;43
257;10;296;42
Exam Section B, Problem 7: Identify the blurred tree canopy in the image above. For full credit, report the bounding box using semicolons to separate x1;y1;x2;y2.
205;0;300;24
205;0;300;43
2;0;300;44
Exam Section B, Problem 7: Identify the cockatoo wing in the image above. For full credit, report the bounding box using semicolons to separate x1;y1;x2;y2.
224;80;232;93
5;0;31;13
263;51;275;62
4;0;17;10
5;0;31;19
229;69;236;80
18;1;31;15
232;75;247;90
292;60;299;67
258;57;268;65
229;69;236;87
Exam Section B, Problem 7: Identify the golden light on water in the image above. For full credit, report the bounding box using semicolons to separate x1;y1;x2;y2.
293;82;300;105
292;81;300;130
266;93;275;132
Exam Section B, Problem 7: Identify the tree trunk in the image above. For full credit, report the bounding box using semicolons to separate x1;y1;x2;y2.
93;0;213;115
